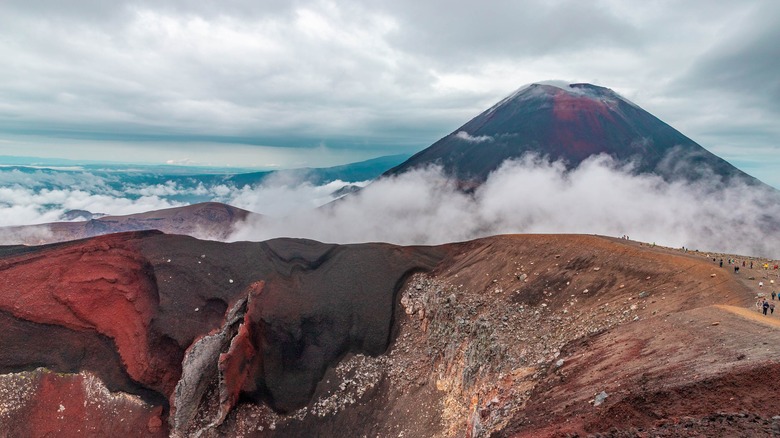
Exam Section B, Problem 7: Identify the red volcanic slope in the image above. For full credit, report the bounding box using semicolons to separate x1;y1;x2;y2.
548;87;621;159
0;236;175;393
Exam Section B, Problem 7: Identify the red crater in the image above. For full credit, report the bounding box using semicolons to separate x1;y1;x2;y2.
0;234;178;395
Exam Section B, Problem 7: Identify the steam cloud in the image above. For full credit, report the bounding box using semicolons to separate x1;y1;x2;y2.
225;171;369;217
229;155;780;258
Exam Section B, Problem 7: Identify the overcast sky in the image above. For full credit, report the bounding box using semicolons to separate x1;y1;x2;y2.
1;0;778;185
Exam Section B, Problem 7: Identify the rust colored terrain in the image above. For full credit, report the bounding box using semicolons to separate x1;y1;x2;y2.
0;232;778;437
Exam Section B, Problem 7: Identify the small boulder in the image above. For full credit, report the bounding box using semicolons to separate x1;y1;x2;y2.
593;391;608;406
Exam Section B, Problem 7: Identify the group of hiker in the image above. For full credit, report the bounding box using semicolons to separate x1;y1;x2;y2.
756;279;780;316
761;296;777;315
713;257;780;317
715;257;779;272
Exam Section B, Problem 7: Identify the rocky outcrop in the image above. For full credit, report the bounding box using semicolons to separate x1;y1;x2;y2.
0;231;443;435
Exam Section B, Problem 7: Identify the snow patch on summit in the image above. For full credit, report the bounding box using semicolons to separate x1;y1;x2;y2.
485;81;639;116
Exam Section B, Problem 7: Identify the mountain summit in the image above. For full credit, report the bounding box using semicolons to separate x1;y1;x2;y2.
386;83;758;186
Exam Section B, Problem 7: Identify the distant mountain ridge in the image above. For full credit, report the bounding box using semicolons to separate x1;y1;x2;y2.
224;153;411;187
1;202;255;245
0;153;411;206
386;83;762;187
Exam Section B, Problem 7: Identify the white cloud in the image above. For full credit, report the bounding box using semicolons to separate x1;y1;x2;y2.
0;184;182;227
0;167;250;228
225;172;369;217
455;131;493;143
230;155;780;258
125;181;182;197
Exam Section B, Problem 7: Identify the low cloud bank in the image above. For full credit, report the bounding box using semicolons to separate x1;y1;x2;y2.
0;186;182;227
230;155;780;258
1;157;778;258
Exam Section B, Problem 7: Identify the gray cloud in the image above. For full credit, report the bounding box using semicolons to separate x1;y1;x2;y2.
0;0;777;187
373;0;642;62
662;1;780;186
674;1;780;100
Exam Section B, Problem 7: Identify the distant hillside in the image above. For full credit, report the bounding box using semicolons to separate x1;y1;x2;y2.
1;202;255;244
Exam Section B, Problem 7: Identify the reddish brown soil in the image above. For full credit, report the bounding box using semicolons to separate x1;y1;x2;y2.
1;232;779;437
488;237;780;437
0;369;165;438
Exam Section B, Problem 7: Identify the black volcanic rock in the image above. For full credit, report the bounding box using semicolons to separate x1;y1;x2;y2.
385;83;760;186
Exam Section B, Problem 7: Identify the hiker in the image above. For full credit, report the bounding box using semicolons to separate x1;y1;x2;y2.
763;300;770;315
734;266;740;273
772;291;777;300
771;303;776;315
720;259;723;268
743;260;746;267
751;261;754;269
